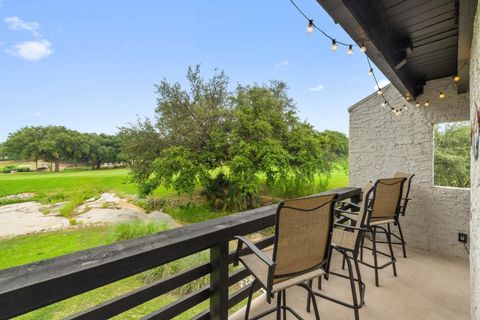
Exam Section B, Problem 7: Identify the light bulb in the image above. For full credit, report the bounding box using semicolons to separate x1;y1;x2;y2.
415;101;420;107
306;20;314;33
368;68;373;76
424;100;430;107
377;89;382;95
453;75;460;82
331;39;338;51
404;105;408;111
405;96;411;101
439;92;445;99
381;101;386;107
347;45;353;55
360;44;367;53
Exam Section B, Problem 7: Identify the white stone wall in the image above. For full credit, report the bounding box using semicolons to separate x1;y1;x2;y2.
470;3;480;319
349;78;470;259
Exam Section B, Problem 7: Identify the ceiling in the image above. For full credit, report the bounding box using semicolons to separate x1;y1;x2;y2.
316;0;477;98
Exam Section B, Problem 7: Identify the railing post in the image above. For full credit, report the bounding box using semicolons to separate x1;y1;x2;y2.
210;241;229;320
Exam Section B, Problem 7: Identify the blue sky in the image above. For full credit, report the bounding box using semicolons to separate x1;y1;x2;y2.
0;0;388;142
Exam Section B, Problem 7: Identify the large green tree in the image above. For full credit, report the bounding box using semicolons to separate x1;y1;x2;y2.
121;66;348;210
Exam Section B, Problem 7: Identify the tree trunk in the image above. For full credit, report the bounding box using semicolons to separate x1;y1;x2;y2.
96;161;101;169
35;159;38;169
54;160;60;172
92;162;96;170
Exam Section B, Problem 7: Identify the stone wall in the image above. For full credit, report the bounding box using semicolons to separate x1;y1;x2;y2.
470;3;480;318
349;78;470;259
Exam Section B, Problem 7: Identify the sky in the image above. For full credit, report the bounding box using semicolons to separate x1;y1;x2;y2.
0;0;389;142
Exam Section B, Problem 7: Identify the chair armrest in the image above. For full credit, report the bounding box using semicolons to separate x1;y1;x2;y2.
233;236;275;267
334;223;367;231
338;201;361;209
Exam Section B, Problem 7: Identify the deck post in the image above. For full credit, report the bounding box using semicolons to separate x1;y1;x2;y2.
210;241;229;320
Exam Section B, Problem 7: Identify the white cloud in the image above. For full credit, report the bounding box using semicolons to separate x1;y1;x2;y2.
5;16;41;38
275;60;289;68
34;111;41;117
7;40;53;61
374;79;391;90
308;84;325;92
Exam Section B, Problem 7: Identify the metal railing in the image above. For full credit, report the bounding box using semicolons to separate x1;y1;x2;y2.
0;187;360;320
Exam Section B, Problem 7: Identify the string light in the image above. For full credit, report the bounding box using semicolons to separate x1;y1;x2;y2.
331;39;338;51
347;45;353;55
415;101;420;107
288;0;463;115
306;20;314;33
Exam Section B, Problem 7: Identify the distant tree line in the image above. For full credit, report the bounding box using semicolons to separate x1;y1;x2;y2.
120;65;348;210
0;126;121;172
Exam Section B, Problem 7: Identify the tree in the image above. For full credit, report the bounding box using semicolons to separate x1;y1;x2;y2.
2;126;44;167
121;66;349;210
434;123;470;188
37;126;78;172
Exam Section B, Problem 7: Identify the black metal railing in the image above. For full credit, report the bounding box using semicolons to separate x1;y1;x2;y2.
0;187;360;320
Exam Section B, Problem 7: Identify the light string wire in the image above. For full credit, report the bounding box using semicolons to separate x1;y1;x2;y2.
287;0;463;115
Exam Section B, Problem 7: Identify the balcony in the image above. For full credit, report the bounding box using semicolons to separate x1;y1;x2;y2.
0;186;469;319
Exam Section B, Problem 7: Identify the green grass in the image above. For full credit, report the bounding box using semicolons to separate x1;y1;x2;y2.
1;223;211;320
164;203;231;224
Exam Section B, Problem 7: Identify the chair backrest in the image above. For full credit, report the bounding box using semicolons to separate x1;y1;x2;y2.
354;182;374;229
272;193;337;283
394;172;414;198
370;177;406;221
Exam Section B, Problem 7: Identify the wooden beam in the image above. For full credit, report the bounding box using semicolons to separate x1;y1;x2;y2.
316;0;422;97
457;0;478;93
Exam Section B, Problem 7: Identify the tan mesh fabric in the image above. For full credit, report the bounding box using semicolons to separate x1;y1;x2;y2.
333;182;373;250
240;248;273;289
273;194;336;282
371;178;405;220
394;172;413;198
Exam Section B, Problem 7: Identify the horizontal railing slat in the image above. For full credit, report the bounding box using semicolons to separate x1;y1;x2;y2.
140;287;210;320
0;187;360;319
66;263;212;320
228;281;262;309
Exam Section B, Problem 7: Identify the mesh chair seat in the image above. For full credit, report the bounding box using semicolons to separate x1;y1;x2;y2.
369;218;395;226
240;247;326;293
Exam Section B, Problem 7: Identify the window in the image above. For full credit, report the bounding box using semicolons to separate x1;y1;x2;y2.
434;122;470;188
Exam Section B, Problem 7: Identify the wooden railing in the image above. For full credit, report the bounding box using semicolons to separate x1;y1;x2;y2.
0;187;360;320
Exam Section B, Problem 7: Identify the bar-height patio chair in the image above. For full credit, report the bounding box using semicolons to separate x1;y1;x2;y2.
234;193;338;320
335;178;406;287
392;172;415;257
307;182;374;320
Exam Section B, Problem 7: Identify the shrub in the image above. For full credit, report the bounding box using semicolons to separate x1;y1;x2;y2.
201;173;247;211
16;166;31;172
112;220;169;241
1;165;17;173
164;203;229;224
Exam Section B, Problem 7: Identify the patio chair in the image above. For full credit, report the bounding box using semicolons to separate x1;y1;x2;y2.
392;172;414;257
307;182;374;320
234;193;338;320
333;178;406;287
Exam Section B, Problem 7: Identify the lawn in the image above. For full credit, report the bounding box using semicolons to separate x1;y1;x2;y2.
0;166;348;318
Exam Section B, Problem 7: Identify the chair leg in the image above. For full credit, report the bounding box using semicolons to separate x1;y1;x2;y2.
360;236;364;262
299;283;321;320
282;290;287;320
386;224;397;277
397;220;407;258
245;279;256;320
277;291;282;320
371;227;379;287
342;255;346;270
307;279;312;313
345;255;360;320
353;254;365;306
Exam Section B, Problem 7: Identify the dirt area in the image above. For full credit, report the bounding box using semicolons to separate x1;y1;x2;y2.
0;193;179;238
